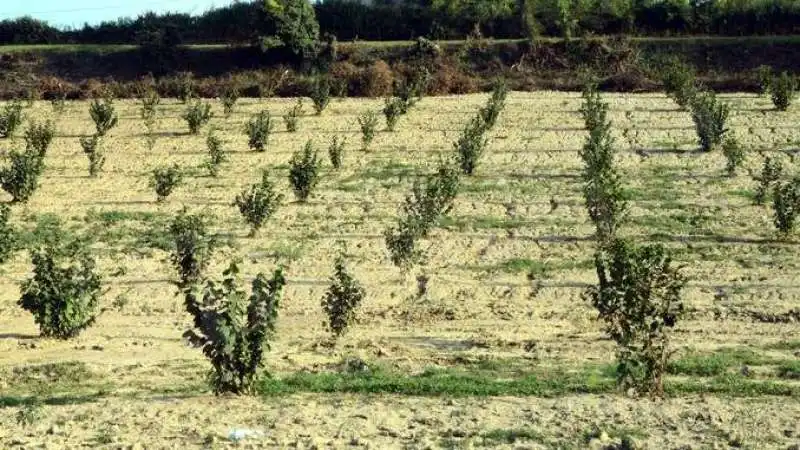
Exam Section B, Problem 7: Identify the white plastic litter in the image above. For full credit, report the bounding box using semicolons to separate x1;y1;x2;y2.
228;428;264;442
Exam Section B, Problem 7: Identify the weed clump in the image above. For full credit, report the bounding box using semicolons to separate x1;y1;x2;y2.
183;260;285;394
289;141;321;202
18;239;102;339
234;170;283;236
585;238;686;397
151;164;182;202
322;256;366;339
0;101;24;138
246;110;274;152
89;98;118;136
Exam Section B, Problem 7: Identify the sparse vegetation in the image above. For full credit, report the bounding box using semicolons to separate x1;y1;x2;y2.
690;90;729;152
310;76;331;115
772;177;800;236
24;120;55;157
328;136;345;169
205;129;226;177
321;255;366;339
151;164;183;202
0;148;44;203
169;208;215;288
234;170;283;236
183;100;213;134
659;56;697;110
0;204;16;263
721;136;745;177
183;259;285;394
246;110;274;152
479;79;508;130
288;141;321;202
754;157;783;205
383;97;405;132
18;238;102;339
770;71;796;111
221;85;239;118
454;113;489;175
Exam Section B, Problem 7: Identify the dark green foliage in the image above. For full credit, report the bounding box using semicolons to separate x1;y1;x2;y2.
262;0;320;61
0;204;16;264
0;148;44;203
205;130;226;177
234;170;283;236
89;98;118;136
385;160;460;268
221;85;239;118
18;240;102;339
288;140;320;202
183;260;285;394
310;76;331;115
183;101;213;134
328;136;345;169
690;90;729;152
0;101;24;138
579;85;627;243
585;239;686;398
169;208;215;288
246;110;274;152
383;97;405;132
24;120;55;157
721;137;745;177
283;99;303;132
479;79;508;130
358;110;378;151
321;256;366;338
754;157;783;205
80;134;104;177
151;164;182;202
770;71;796;111
772;177;800;236
659;56;697;110
756;65;773;95
454;113;489;175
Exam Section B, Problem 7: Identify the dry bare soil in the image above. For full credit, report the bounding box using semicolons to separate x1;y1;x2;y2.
0;93;799;449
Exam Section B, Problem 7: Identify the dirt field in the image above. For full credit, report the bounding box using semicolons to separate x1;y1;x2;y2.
1;93;798;448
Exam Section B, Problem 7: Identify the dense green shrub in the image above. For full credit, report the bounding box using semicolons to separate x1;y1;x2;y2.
183;101;213;134
479;80;508;130
328;135;345;169
0;204;16;264
0;149;44;203
310;76;331;115
585;238;686;398
659;56;697;110
18;240;102;339
205;130;226;177
80;134;105;177
454;113;488;175
89;98;118;136
151;164;183;202
262;0;320;61
169;208;215;288
183;260;285;394
690;91;729;152
770;71;796;111
358;110;378;151
754;157;783;205
221;85;239;118
773;177;800;235
246;110;274;152
234;170;283;236
721;137;745;177
321;256;366;339
283;99;303;132
0;101;24;138
288;140;321;202
24;120;55;157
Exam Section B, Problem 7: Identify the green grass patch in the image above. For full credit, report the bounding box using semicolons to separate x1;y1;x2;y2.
776;361;800;380
478;428;547;445
668;348;775;377
464;257;593;276
764;340;800;351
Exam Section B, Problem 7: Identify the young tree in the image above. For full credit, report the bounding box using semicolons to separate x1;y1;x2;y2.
262;0;320;61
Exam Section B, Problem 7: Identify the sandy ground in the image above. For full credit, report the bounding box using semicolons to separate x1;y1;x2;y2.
0;93;798;448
